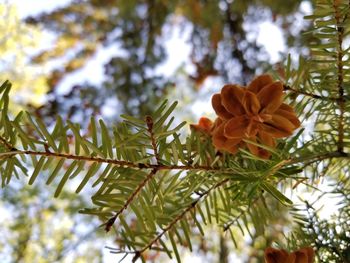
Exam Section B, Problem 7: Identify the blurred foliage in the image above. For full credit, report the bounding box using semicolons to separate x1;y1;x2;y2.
0;4;105;263
0;4;48;110
0;182;104;263
25;0;310;120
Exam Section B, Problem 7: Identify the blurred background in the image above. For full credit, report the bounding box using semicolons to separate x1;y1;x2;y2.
1;0;337;262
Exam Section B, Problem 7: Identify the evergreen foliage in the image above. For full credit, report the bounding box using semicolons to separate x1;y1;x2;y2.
1;0;350;262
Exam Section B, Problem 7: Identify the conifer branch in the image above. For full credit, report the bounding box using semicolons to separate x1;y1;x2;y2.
333;0;346;153
145;115;160;164
3;148;350;173
0;135;17;151
283;85;341;101
0;149;223;171
223;196;260;232
288;151;350;166
103;168;158;232
104;116;163;231
132;179;229;261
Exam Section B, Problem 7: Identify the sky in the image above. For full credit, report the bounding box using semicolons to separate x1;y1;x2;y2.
9;0;73;17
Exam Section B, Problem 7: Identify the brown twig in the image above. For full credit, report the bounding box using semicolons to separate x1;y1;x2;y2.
2;148;350;173
105;116;162;232
223;196;260;232
104;168;158;232
0;135;17;151
145;115;160;164
333;0;346;153
287;151;349;166
132;179;229;262
104;115;178;231
0;149;227;171
283;85;341;102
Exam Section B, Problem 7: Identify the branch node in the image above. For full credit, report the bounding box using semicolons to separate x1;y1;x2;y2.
0;135;16;151
145;115;160;164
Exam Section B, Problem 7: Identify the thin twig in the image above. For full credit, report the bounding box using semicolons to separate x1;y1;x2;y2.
283;85;341;101
2;148;350;172
287;151;350;166
0;149;224;171
132;179;229;261
333;0;346;153
0;135;17;151
103;168;158;232
145;115;160;164
104;116;162;231
223;197;260;231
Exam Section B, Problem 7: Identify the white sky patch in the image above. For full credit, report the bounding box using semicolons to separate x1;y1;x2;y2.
190;99;214;119
101;96;120;117
182;252;221;263
300;0;313;14
290;178;343;220
190;76;224;119
257;22;286;63
155;19;193;77
6;0;73;17
56;43;126;94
